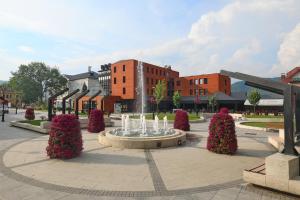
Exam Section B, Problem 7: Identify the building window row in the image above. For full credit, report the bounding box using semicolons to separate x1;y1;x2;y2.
189;89;208;96
190;78;208;85
146;66;166;76
113;65;126;73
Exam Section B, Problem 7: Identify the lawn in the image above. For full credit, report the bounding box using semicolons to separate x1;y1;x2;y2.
130;113;201;120
245;115;283;119
19;120;45;126
241;122;284;129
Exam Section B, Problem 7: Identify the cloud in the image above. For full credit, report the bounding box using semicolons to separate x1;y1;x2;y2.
18;45;34;53
1;0;300;79
271;23;300;74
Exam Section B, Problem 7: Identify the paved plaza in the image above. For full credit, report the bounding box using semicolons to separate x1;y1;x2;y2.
0;110;299;199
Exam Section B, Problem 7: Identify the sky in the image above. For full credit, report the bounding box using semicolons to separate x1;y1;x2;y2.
0;0;300;81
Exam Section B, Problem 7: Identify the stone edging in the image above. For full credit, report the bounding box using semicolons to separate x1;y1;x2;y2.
0;138;243;197
9;121;48;134
235;121;279;133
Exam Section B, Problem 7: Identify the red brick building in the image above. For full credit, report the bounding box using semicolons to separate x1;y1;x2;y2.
110;59;232;112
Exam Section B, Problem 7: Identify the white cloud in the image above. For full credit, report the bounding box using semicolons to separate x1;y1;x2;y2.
271;23;300;74
18;45;34;53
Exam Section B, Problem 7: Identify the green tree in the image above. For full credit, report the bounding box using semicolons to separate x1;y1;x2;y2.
153;80;166;113
208;94;217;112
172;91;181;109
9;62;67;104
247;89;261;113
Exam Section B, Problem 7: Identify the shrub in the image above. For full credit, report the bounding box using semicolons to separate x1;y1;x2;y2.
174;110;190;131
25;108;35;120
207;109;237;154
46;114;83;159
88;109;105;133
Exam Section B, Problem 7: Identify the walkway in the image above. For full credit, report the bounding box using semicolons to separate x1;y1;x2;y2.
0;110;299;199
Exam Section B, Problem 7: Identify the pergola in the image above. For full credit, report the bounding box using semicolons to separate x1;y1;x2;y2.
220;70;300;156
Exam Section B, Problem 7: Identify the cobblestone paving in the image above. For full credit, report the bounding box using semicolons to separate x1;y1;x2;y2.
0;110;299;200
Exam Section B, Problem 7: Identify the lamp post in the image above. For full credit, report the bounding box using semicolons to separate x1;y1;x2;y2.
150;96;155;120
194;95;200;117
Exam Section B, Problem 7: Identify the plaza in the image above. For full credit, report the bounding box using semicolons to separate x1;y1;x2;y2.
0;110;299;200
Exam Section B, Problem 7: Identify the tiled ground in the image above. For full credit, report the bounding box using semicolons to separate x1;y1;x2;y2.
0;110;299;200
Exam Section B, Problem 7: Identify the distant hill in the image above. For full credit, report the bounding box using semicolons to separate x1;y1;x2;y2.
0;80;7;85
231;77;283;99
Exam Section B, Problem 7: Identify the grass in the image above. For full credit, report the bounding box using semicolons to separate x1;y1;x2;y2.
245;115;283;119
241;122;284;129
19;120;45;126
130;113;201;120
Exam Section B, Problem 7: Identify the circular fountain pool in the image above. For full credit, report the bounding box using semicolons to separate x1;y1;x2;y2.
98;128;186;149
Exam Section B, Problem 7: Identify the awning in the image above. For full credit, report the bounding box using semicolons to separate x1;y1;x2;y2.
244;99;283;106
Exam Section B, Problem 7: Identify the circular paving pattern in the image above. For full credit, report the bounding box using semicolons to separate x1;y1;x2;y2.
0;131;276;197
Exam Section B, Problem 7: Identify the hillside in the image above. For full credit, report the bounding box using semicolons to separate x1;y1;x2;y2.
231;77;283;99
0;80;7;85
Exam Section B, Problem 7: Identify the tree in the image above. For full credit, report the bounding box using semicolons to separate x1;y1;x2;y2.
172;91;181;109
153;80;166;113
247;89;261;113
9;62;67;104
208;94;217;113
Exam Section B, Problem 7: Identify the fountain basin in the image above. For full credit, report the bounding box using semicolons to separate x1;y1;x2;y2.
98;129;186;149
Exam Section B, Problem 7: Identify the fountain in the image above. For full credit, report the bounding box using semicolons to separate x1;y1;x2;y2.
98;61;186;149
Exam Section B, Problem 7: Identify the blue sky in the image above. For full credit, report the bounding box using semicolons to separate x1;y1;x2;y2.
0;0;300;80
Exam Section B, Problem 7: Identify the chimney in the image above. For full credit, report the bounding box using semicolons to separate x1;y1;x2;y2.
281;73;286;80
88;66;92;73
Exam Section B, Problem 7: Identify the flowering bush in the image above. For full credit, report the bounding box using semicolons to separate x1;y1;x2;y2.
46;114;83;159
88;109;105;133
25;108;35;120
207;108;237;154
174;110;190;131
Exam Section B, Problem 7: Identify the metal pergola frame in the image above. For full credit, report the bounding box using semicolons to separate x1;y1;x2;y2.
220;70;299;156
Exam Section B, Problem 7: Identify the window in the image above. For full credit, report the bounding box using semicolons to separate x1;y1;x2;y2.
123;65;126;72
199;89;203;96
147;89;149;95
195;89;198;95
151;68;154;74
146;78;149;84
114;66;117;73
151;89;154;95
123;87;126;94
156;79;158;84
176;80;181;86
123;76;126;83
189;80;193;85
199;79;203;84
190;89;193;95
195;79;199;85
114;77;117;84
160;70;162;76
151;79;154;85
204;78;208;84
147;67;149;73
156;69;158;75
204;89;207;95
225;89;227;94
224;79;227;86
163;71;166;76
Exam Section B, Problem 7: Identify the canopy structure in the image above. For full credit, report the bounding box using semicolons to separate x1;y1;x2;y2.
220;70;300;156
244;99;283;106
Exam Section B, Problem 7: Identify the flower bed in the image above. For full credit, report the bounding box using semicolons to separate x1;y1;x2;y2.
88;109;105;133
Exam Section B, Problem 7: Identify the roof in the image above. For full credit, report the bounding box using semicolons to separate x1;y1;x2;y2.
180;92;245;103
283;66;300;83
64;71;99;81
244;99;283;106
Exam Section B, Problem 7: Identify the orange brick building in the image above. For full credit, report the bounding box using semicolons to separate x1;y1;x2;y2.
66;59;234;113
174;73;231;97
110;59;232;112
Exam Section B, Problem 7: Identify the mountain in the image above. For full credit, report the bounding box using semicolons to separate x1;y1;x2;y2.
231;77;283;99
0;80;7;85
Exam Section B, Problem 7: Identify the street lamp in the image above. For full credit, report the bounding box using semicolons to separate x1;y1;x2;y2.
150;96;155;120
1;96;5;122
194;95;200;117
